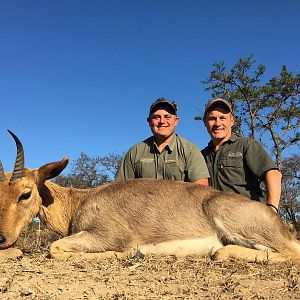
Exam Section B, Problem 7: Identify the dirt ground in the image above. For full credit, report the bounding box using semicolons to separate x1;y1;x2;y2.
0;248;299;300
0;225;298;299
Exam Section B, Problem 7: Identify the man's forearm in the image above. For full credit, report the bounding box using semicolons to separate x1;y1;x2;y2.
265;169;282;211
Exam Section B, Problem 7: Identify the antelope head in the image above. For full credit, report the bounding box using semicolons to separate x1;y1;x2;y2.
0;130;68;249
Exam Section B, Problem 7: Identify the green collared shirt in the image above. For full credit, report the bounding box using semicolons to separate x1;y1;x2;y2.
116;134;209;182
201;134;278;201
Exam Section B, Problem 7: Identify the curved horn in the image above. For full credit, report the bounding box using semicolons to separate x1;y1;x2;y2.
7;130;25;182
0;160;4;181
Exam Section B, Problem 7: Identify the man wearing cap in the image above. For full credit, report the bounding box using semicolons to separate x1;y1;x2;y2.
116;97;209;184
201;97;282;213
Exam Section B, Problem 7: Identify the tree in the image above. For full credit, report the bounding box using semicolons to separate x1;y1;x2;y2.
96;153;123;178
54;152;123;188
201;54;300;169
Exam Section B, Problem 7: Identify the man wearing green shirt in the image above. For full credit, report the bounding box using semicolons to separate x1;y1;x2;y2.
201;98;282;213
116;98;209;185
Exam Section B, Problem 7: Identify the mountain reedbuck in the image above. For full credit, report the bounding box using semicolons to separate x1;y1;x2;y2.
0;130;300;263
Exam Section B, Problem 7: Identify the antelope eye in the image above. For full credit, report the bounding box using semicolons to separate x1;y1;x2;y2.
19;191;32;201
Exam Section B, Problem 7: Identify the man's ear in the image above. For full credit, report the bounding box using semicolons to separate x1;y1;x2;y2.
37;157;69;184
230;114;235;126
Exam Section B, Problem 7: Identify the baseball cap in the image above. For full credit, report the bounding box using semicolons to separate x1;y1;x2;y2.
149;98;177;116
204;98;233;118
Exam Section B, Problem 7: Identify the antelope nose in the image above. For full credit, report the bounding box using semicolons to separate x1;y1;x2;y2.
0;234;6;244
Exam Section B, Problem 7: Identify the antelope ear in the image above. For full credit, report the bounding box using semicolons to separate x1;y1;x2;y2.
37;157;69;182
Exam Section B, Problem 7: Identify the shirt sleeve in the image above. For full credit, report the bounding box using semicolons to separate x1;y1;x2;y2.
244;139;278;179
185;145;210;182
115;149;136;181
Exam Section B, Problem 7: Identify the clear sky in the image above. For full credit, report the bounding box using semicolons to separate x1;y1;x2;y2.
1;0;299;172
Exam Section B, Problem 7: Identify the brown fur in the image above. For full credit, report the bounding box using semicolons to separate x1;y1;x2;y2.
0;157;300;263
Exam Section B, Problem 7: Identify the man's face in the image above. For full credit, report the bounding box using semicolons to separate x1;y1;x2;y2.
204;105;234;144
147;108;179;140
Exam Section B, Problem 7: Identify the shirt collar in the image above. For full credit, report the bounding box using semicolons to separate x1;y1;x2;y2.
228;134;238;143
208;134;238;149
152;134;176;153
166;134;176;152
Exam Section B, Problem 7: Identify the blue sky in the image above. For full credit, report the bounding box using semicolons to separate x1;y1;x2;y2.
0;0;299;173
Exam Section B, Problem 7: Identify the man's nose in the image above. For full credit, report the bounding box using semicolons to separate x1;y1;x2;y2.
215;118;221;125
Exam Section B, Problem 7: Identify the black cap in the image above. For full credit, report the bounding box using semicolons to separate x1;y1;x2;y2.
204;98;233;118
149;98;177;116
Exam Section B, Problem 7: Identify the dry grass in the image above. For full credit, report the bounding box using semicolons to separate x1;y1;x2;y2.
15;221;59;254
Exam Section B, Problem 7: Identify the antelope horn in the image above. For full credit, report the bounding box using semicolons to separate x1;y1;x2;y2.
7;130;25;182
0;160;4;181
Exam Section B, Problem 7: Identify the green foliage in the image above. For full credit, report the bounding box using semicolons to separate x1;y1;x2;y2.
54;152;123;188
202;55;266;136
